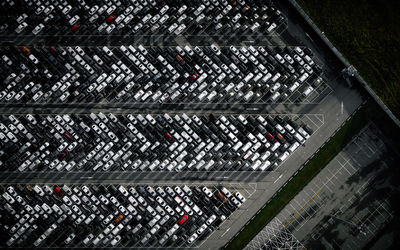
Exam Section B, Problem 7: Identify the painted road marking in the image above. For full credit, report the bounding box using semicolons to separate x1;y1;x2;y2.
274;174;283;183
341;101;344;115
285;188;322;227
221;227;231;237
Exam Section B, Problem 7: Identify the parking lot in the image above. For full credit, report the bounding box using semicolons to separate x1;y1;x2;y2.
0;44;324;106
0;0;369;249
0;113;317;175
0;183;257;248
0;0;287;46
245;123;399;250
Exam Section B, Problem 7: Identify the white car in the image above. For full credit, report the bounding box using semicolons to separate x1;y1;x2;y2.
32;24;45;35
235;191;246;203
187;233;198;244
69;15;80;25
202;187;213;197
174;24;186;35
15;22;28;34
267;22;277;33
29;54;39;64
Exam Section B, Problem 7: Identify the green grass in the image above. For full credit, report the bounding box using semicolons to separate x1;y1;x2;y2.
296;0;400;119
224;105;368;250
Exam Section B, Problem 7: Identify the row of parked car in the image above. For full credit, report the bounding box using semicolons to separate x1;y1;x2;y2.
0;184;244;247
0;113;312;173
0;0;284;39
0;44;323;104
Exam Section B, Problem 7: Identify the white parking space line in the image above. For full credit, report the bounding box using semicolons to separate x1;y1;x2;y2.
302;190;315;200
314;114;325;125
300;115;320;130
341;162;353;175
288;203;298;213
293;199;305;211
352;140;372;158
284;208;293;218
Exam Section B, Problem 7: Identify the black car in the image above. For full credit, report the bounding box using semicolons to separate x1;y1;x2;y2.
303;125;314;135
266;115;277;126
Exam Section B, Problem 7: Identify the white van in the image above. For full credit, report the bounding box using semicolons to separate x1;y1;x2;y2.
260;151;271;161
262;73;272;83
253;70;262;79
241;142;252;153
298;73;309;83
232;141;243;151
167;161;178;171
167;224;179;237
270;142;281;152
258;160;271;171
207;91;217;101
288;142;300;153
197;73;208;84
243;73;254;83
221;187;232;198
166;64;176;74
271;92;280;101
228;132;238;143
197;90;208;101
304;55;314;65
289;81;300;93
278;151;290;162
302;86;314;97
250;160;262;170
298;127;310;139
195;160;206;170
244;91;254;101
270;82;281;93
83;233;94;245
238;115;248;125
204;160;215;171
275;54;284;64
294;133;305;144
140;141;151;153
175;161;186;171
148;160;160;171
271;73;281;83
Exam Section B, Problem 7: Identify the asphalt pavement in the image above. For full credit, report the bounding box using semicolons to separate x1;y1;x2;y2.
245;124;398;250
0;1;366;249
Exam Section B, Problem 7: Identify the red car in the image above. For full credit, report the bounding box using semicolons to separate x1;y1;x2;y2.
179;215;188;225
106;14;117;24
49;46;57;55
165;132;174;143
176;55;185;65
57;150;69;160
188;73;199;83
71;24;80;32
54;186;64;197
64;132;73;142
266;133;276;143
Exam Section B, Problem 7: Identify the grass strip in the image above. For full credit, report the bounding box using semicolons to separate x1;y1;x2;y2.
224;105;368;250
